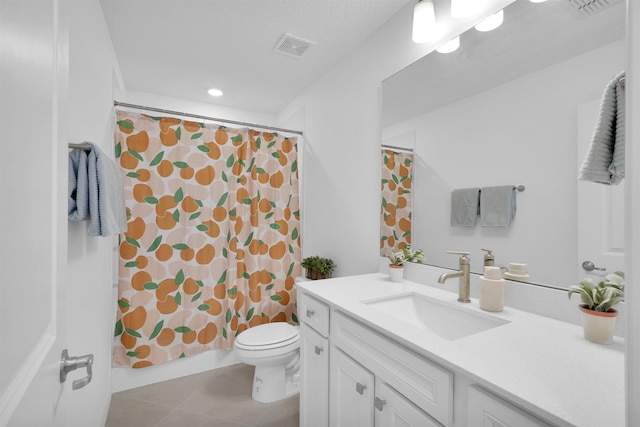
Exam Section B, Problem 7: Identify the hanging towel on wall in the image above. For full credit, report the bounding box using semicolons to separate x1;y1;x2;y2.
68;142;127;236
450;188;480;227
579;71;626;185
480;186;516;227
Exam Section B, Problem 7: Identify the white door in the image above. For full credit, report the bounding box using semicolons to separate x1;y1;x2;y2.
1;1;96;425
577;100;626;282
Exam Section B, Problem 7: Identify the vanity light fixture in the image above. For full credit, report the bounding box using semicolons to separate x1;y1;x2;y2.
474;9;504;32
207;88;223;97
450;0;483;19
412;0;436;44
436;36;460;53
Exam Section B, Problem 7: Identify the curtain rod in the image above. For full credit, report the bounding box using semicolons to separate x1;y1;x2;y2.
114;101;304;136
381;144;413;153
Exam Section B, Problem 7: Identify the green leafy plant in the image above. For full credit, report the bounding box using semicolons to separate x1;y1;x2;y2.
568;272;625;312
386;245;425;266
302;256;336;279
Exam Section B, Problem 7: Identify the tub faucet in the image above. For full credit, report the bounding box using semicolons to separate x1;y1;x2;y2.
438;251;471;303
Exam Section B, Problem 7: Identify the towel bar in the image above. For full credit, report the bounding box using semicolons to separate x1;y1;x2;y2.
69;143;91;152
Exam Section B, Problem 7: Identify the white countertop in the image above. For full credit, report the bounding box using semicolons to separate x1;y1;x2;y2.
297;273;625;427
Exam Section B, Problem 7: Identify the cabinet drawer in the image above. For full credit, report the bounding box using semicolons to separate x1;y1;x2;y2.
332;312;453;426
467;385;552;427
298;292;329;337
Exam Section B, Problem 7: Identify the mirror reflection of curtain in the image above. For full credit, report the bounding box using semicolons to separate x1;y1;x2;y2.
112;111;300;368
380;149;413;255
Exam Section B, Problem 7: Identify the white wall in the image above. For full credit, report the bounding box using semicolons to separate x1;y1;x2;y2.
278;0;514;277
382;39;625;286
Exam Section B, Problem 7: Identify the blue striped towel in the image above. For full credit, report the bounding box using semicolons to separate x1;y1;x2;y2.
68;142;127;236
579;71;626;185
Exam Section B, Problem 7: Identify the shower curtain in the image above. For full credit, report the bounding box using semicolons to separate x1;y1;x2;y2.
380;149;413;255
113;111;300;368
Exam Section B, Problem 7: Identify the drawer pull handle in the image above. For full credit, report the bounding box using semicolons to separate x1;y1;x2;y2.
356;382;367;395
306;309;315;317
375;397;387;411
314;346;323;355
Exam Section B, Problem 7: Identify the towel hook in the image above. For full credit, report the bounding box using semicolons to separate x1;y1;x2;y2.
514;185;525;192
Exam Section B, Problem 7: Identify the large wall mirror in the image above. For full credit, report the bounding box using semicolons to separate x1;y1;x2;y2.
381;0;625;288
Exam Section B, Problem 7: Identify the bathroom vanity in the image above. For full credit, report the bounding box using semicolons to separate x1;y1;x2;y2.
297;273;624;427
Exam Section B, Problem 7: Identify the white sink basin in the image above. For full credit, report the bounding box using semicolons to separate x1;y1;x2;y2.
363;292;509;340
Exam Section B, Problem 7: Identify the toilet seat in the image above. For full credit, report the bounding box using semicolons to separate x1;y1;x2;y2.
235;322;300;351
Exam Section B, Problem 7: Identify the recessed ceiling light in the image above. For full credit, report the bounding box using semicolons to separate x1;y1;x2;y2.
208;88;223;97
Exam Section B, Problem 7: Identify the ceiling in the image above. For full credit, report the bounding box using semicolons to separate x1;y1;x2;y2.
100;0;413;115
382;0;626;127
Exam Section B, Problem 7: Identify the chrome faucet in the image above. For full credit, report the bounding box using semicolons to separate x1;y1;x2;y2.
438;251;471;303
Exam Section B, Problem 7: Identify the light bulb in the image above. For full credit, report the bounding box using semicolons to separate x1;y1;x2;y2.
207;88;223;97
474;10;504;32
412;0;436;44
436;36;460;53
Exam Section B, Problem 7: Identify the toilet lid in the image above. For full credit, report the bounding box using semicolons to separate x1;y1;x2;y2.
236;322;299;347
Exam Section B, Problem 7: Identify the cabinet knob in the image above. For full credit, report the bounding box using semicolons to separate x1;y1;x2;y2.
375;397;387;411
306;309;315;317
314;345;324;355
356;382;367;395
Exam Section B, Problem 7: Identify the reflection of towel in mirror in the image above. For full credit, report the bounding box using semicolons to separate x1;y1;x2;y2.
450;188;480;227
68;142;127;236
480;186;516;227
579;71;625;185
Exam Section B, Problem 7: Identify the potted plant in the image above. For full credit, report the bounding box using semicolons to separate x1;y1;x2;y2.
302;256;336;280
568;272;624;344
385;246;425;282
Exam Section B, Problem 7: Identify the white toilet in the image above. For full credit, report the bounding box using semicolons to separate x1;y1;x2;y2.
233;322;301;403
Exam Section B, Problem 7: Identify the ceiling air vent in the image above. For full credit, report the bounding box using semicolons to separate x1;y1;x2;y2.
273;33;315;59
566;0;614;17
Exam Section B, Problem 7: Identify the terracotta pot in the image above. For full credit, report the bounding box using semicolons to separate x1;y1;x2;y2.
579;304;618;344
388;264;404;282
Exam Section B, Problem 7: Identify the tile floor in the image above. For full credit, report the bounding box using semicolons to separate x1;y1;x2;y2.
105;363;299;427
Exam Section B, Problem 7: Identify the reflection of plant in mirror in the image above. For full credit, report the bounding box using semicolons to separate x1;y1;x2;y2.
568;272;624;312
386;245;425;266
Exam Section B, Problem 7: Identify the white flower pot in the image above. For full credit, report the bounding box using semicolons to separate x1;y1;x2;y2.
389;265;404;282
579;305;617;344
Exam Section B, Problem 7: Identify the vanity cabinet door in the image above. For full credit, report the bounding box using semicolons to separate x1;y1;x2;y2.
330;347;375;427
374;382;442;427
300;323;329;427
467;386;552;427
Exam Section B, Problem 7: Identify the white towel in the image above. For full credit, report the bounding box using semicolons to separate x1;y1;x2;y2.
450;188;480;227
579;71;626;185
480;186;516;227
68;142;127;236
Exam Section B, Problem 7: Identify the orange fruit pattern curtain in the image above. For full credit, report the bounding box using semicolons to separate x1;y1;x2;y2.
380;149;413;255
112;111;300;368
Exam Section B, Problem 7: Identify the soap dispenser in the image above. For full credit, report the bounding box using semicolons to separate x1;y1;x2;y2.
478;266;504;312
481;248;494;267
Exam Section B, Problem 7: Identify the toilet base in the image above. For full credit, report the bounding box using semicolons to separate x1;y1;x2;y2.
251;363;300;403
